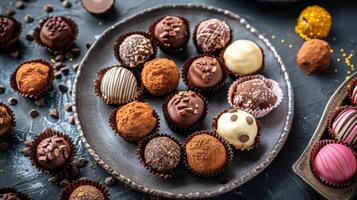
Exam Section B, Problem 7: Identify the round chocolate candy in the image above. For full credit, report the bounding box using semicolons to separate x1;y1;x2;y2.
153;16;188;49
187;56;223;88
80;0;114;15
0;16;17;44
69;185;105;200
331;107;357;147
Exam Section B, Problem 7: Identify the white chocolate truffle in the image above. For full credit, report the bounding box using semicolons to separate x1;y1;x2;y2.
223;40;263;75
216;110;258;150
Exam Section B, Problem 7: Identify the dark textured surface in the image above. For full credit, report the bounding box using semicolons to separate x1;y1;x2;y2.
0;0;355;199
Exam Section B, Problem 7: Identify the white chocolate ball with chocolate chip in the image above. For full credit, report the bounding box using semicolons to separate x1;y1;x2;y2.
216;110;258;150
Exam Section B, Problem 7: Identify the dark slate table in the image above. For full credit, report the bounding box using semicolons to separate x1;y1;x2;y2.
0;0;356;199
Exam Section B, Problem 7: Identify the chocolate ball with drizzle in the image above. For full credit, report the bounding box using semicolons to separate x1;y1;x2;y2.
187;56;223;88
0;16;17;44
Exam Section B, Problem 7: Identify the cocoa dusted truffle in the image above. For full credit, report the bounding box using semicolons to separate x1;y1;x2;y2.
187;56;223;88
144;136;181;172
0;16;17;44
141;58;179;96
297;39;331;74
36;135;72;170
69;185;105;200
0;106;13;137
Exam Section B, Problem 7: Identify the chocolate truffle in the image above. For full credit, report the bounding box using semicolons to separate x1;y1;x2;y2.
312;143;356;185
223;40;263;76
167;91;205;126
69;185;105;200
351;83;357;105
0;106;13;137
153;16;189;49
216;110;258;150
141;58;179;96
80;0;114;15
36;135;71;170
0;193;20;200
0;16;17;44
185;133;227;174
118;34;154;68
116;101;157;140
100;67;139;104
144;136;181;172
195;18;231;53
39;16;75;50
297;39;331;74
187;56;223;88
15;62;51;96
331;107;357;147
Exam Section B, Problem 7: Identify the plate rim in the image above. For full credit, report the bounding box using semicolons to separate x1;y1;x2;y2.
72;4;295;199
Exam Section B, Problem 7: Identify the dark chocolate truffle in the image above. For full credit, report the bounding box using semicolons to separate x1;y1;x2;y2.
187;56;223;88
141;58;180;96
144;136;181;172
0;106;13;137
36;135;71;170
80;0;114;15
153;16;188;49
39;16;75;50
167;91;205;126
118;34;154;68
297;39;331;74
195;18;231;53
0;16;16;44
69;185;105;200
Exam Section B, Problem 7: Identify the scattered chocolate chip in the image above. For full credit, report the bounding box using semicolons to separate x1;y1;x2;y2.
15;1;25;9
29;109;39;118
0;141;9;151
25;31;34;41
230;114;238;122
54;62;63;70
68;115;75;125
54;71;62;79
60;179;69;187
86;43;91;49
8;97;18;105
62;0;71;8
10;51;20;59
24;14;34;23
34;98;45;107
104;176;116;186
43;4;53;12
58;83;68;93
5;8;15;17
0;85;5;94
24;139;34;146
55;54;64;62
238;134;249;143
72;63;80;72
77;158;88;168
60;66;70;75
65;52;73;60
64;103;73;112
49;108;59;118
48;176;59;184
246;116;254;125
21;147;31;156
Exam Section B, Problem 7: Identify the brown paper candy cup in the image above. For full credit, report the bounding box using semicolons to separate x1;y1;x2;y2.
25;128;76;175
94;66;143;105
0;188;32;200
108;102;160;142
0;103;16;138
0;15;22;52
60;178;110;200
113;31;157;70
347;77;357;105
227;74;283;118
310;139;357;188
10;59;55;99
211;108;262;151
148;16;190;54
136;133;181;178
162;91;208;134
34;16;78;53
181;54;228;95
182;130;233;177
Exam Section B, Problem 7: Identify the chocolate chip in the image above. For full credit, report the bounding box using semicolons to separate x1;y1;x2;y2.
60;66;70;75
246;116;254;125
86;43;91;49
5;8;15;17
15;1;25;9
64;103;72;112
77;158;88;168
58;83;68;93
53;62;63;70
0;85;5;94
35;98;45;107
29;109;39;118
230;114;238;121
8;97;18;105
49;108;59;118
43;4;53;13
68;115;75;125
0;141;9;151
238;134;249;143
55;54;64;62
24;14;34;23
104;176;116;186
62;0;71;8
25;31;34;41
54;71;62;79
72;63;79;72
9;51;20;59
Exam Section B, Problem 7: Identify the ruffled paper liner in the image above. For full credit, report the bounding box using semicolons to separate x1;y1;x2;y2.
0;15;22;51
113;31;157;70
136;133;182;178
211;108;262;151
0;188;32;200
10;59;55;99
59;179;110;200
162;91;208;133
33;16;79;53
181;54;228;95
182;130;233;177
227;75;283;118
80;0;115;16
0;103;16;138
26;128;76;175
94;66;143;105
192;18;233;55
220;45;265;79
108;103;160;142
347;77;357;105
310;139;357;188
148;16;190;54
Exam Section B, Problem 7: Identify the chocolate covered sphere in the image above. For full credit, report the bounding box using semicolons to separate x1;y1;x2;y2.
187;56;223;88
0;106;12;137
16;62;51;95
36;135;71;170
69;185;105;200
0;16;16;44
154;16;188;49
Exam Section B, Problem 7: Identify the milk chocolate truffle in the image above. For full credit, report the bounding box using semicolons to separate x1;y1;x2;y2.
167;91;205;126
116;101;157;140
223;40;263;76
187;56;223;88
141;58;179;96
0;193;20;200
39;16;75;50
153;16;189;50
144;136;181;172
99;67;139;104
0;16;17;44
185;133;227;174
118;34;154;68
69;185;105;200
297;39;331;74
15;62;51;96
80;0;114;15
0;106;13;137
195;18;231;53
36;135;71;170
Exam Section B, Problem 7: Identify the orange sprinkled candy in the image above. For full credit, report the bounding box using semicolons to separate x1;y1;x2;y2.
295;5;332;40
